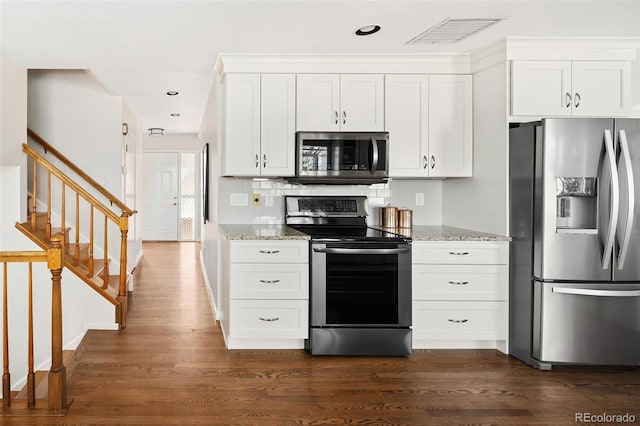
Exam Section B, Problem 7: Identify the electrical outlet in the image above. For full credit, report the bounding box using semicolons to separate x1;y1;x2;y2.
265;195;274;207
415;193;424;206
252;193;261;207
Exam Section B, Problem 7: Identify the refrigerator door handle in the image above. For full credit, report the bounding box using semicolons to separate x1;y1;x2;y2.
601;129;619;270
617;129;635;270
552;287;640;297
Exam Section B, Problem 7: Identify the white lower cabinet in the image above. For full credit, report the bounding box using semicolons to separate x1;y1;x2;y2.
412;241;509;351
222;239;309;349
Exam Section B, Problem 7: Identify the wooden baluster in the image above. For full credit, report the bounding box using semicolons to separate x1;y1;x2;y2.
2;263;10;408
118;213;129;328
31;161;37;229
47;236;66;412
74;193;80;264
27;263;35;408
88;206;94;276
46;171;52;239
61;183;66;245
103;215;108;288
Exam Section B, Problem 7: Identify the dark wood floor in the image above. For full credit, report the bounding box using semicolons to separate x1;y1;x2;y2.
7;242;639;425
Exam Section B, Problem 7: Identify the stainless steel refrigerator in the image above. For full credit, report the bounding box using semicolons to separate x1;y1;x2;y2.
509;118;640;370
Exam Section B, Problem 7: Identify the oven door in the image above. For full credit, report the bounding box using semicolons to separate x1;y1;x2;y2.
311;242;411;328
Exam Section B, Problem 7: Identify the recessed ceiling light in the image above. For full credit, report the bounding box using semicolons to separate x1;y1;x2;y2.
148;127;164;136
170;113;180;117
166;90;179;96
355;25;381;36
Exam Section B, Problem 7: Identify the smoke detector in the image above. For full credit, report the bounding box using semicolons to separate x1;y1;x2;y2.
406;17;505;44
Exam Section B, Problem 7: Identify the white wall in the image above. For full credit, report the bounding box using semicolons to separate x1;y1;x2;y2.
143;133;203;151
0;51;28;219
123;101;144;272
27;69;125;269
442;62;509;235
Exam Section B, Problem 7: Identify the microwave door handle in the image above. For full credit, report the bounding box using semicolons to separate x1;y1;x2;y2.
617;129;635;269
370;137;379;174
601;129;619;270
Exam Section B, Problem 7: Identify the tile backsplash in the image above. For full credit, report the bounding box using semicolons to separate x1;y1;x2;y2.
218;177;442;226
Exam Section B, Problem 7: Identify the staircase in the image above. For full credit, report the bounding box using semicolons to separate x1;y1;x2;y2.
16;129;136;328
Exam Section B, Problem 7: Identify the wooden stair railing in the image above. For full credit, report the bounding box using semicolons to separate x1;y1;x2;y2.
0;236;71;415
16;129;136;328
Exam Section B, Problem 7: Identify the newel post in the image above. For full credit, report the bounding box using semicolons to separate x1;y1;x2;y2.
118;213;129;328
47;236;67;412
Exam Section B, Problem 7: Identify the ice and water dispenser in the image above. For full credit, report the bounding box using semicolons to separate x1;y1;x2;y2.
556;177;597;232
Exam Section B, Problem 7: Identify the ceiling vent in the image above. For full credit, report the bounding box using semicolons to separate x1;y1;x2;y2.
406;17;504;45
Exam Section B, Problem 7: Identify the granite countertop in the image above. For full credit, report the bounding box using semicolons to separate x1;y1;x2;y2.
220;224;310;241
373;225;510;242
221;224;508;242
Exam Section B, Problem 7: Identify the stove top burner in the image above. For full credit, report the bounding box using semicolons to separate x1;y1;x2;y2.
288;225;410;243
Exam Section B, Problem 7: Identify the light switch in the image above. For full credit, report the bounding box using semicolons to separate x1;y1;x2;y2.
230;193;249;206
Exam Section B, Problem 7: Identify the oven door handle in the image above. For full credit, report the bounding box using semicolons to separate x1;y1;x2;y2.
313;247;410;255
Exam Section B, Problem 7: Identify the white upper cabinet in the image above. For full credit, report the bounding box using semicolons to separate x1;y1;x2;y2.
296;74;384;131
385;74;472;178
511;60;631;117
223;73;296;177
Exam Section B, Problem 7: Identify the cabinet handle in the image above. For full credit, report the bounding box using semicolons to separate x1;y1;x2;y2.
255;154;259;168
574;92;581;108
342;111;346;125
565;92;572;108
263;154;266;168
259;317;280;322
259;250;280;254
334;110;339;124
431;155;436;169
449;252;469;256
447;319;468;323
448;281;469;285
423;155;428;169
259;279;280;284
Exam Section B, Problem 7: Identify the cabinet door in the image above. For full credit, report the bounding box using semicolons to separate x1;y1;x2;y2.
223;74;261;176
571;61;631;117
385;75;429;177
296;74;340;131
260;74;296;176
511;61;572;117
428;75;473;177
340;74;384;131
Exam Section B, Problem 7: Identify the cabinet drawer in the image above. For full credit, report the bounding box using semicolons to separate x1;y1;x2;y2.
230;240;308;263
230;263;309;299
412;301;506;340
413;265;507;301
230;299;308;339
412;242;508;265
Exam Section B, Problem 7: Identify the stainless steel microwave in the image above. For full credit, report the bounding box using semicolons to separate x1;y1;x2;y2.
288;131;389;185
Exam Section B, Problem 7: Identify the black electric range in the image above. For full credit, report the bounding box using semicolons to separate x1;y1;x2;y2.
285;195;412;357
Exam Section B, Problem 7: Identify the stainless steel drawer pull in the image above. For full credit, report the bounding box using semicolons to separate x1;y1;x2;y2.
447;319;468;323
259;317;280;322
449;252;469;255
259;279;280;284
448;281;469;285
259;250;280;254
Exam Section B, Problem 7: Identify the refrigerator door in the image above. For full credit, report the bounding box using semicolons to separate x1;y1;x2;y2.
534;118;614;281
614;118;640;281
533;281;640;365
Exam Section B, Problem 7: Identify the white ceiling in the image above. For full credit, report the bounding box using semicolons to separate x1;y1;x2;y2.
2;0;639;135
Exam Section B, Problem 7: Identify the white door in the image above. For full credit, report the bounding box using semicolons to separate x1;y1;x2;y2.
428;75;473;177
260;74;296;176
143;152;178;241
296;74;340;131
223;74;261;176
511;60;572;117
385;74;429;177
340;74;384;131
571;61;631;117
